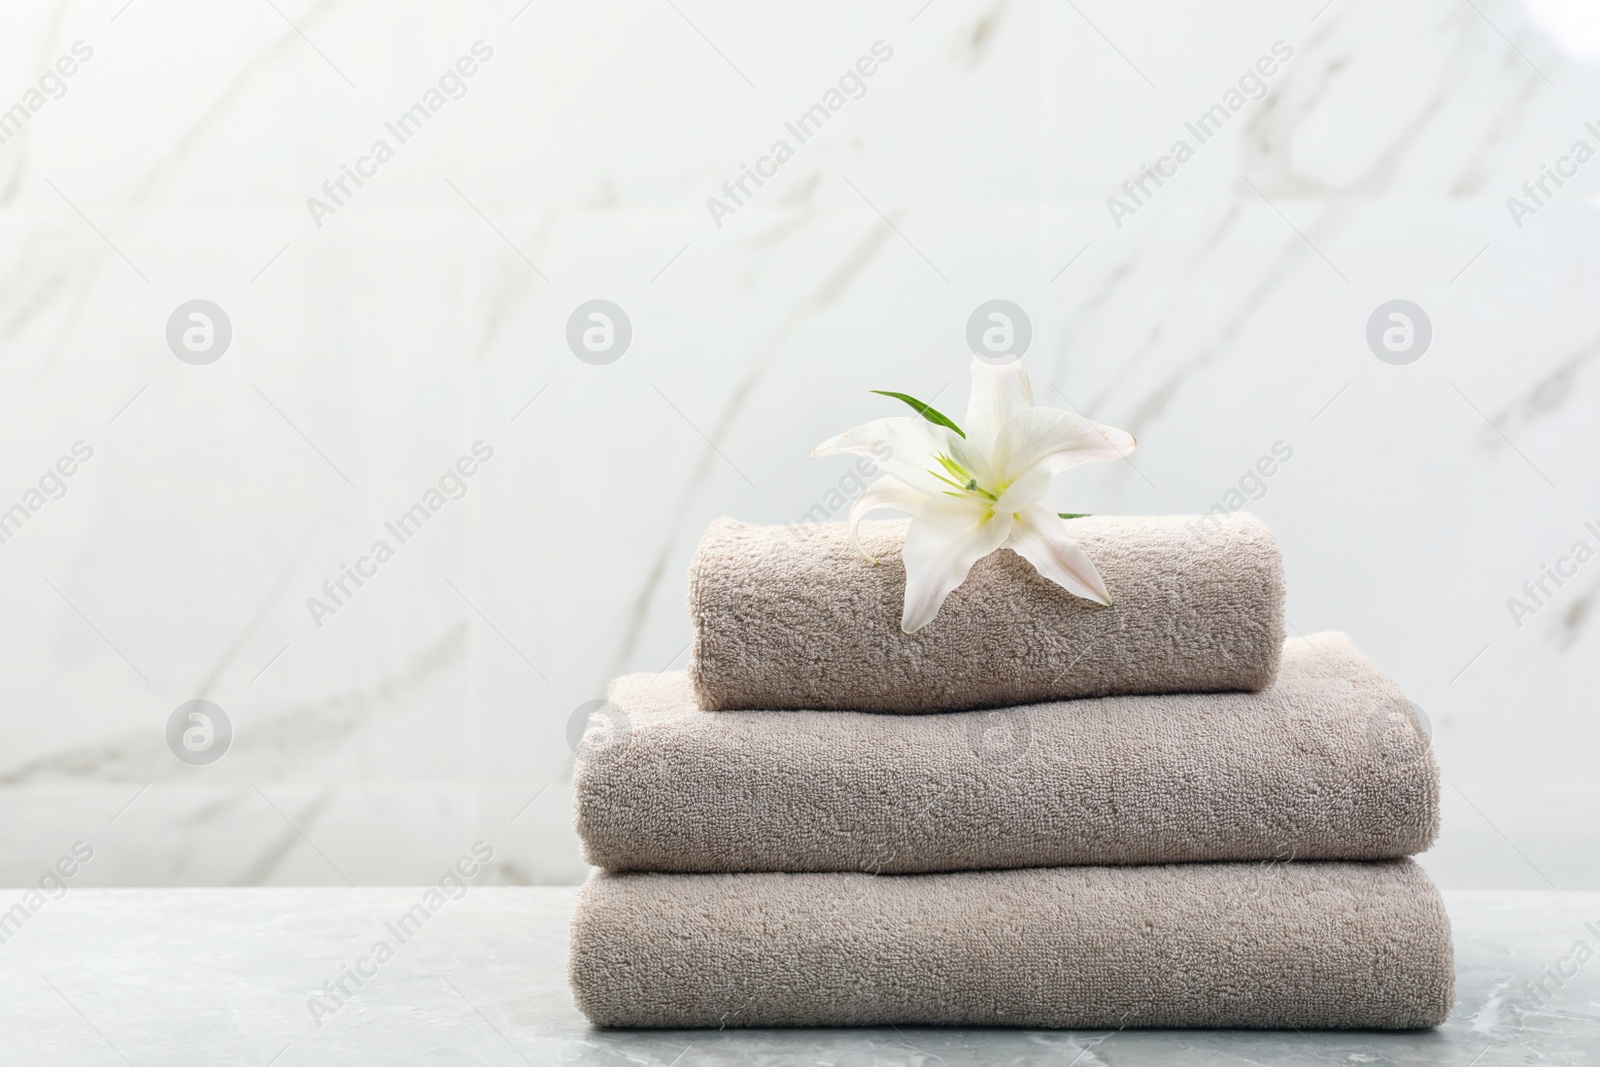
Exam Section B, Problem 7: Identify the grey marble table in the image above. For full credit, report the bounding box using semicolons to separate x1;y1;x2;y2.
0;887;1591;1065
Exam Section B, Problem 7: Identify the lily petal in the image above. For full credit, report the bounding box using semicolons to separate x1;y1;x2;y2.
816;415;1000;495
992;464;1053;515
843;476;929;563
900;498;1015;633
965;357;1034;456
994;406;1135;481
813;416;965;495
1003;504;1113;605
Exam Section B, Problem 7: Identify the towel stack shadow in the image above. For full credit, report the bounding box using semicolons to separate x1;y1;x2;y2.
569;513;1453;1029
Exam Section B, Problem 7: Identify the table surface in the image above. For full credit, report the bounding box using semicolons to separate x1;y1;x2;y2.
0;887;1591;1065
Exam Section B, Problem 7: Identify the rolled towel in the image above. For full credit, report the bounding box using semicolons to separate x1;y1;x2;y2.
569;859;1454;1029
576;634;1438;874
688;512;1285;712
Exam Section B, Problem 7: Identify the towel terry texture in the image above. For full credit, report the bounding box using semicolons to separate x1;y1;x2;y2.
569;859;1454;1029
576;634;1439;874
687;513;1286;712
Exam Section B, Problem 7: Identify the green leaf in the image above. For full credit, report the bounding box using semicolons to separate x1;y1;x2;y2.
869;390;965;438
1058;512;1092;520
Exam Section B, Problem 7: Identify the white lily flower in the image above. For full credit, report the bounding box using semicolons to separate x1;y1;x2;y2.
813;357;1136;633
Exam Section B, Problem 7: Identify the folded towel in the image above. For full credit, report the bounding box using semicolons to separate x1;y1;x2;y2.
576;634;1438;874
687;513;1286;712
569;859;1453;1029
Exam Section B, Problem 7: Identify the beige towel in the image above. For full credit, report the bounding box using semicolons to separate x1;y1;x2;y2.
569;859;1454;1029
577;634;1438;874
688;513;1286;712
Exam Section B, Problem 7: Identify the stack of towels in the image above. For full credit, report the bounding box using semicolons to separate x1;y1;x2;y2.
569;513;1452;1029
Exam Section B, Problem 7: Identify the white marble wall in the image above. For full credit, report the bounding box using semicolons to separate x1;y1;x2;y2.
1;0;1597;889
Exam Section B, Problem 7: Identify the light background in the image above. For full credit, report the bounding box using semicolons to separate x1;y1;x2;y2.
1;0;1596;890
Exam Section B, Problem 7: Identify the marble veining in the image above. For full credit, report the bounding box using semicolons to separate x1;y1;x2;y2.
0;0;1597;890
